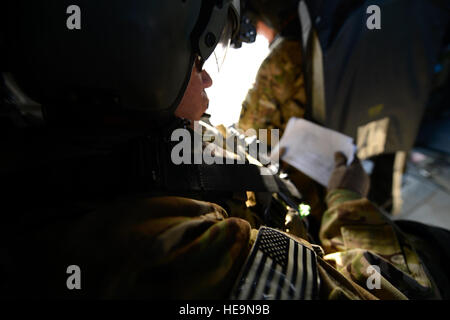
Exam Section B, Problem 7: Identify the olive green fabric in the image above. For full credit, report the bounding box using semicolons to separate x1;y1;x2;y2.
238;38;306;145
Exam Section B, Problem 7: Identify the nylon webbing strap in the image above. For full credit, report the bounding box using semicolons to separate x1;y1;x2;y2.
231;227;320;300
14;136;301;201
198;165;280;192
113;131;302;197
163;162;302;198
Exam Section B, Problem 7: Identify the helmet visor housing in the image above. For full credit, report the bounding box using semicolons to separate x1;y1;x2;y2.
195;0;240;72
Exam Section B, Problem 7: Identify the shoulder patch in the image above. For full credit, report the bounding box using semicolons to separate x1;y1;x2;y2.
231;227;320;300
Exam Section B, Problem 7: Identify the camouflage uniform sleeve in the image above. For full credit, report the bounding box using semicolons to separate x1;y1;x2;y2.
56;196;255;299
318;189;438;299
238;39;306;144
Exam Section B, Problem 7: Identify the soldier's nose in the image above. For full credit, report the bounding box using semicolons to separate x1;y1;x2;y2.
201;70;213;89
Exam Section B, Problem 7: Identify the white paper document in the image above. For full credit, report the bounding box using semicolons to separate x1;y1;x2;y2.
272;118;356;187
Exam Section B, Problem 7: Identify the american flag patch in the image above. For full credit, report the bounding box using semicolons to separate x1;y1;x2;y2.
231;227;320;300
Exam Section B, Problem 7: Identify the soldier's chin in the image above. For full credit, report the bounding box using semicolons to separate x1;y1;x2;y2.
202;97;209;112
193;104;208;121
202;91;209;104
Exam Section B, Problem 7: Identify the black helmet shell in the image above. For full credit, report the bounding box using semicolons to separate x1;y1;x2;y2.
2;0;240;120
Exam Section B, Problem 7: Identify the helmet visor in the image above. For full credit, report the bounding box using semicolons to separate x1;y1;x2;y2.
201;11;235;72
208;15;233;72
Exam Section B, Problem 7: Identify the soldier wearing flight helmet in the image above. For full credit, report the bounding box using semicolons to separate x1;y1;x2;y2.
0;0;443;300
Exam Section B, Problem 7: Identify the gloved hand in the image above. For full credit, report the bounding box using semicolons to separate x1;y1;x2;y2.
328;152;370;197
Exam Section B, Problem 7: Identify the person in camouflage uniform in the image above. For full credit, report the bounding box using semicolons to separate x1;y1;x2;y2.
238;37;306;141
238;0;306;145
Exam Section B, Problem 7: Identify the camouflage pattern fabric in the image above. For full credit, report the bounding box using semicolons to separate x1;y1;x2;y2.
35;196;254;299
238;37;306;145
36;189;438;299
318;189;437;300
